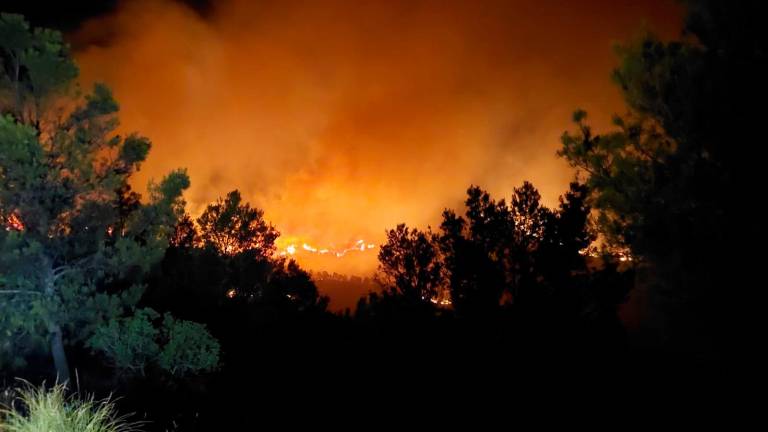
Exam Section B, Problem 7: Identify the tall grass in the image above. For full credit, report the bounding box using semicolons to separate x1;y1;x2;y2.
0;382;141;432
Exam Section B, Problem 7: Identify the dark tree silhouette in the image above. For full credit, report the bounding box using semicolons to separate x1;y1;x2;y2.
197;190;279;258
114;183;142;235
511;182;549;252
269;259;329;312
509;181;552;304
558;0;767;356
169;213;197;249
464;186;515;260
439;208;505;317
537;182;594;291
377;223;444;304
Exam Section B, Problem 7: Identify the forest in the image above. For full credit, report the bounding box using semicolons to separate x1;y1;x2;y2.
1;0;761;429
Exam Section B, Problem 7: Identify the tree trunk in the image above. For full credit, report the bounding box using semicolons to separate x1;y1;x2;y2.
14;56;21;119
44;258;71;385
49;323;70;385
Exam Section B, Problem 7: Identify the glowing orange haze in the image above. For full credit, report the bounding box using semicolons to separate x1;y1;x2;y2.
72;0;681;276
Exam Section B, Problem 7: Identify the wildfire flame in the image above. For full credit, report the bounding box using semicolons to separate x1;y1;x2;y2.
278;238;376;259
4;213;24;232
1;210;373;263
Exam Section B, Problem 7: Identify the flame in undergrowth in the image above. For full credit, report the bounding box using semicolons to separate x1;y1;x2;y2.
4;213;24;231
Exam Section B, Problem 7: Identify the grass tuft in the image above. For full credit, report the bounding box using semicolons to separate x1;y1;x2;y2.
0;381;141;432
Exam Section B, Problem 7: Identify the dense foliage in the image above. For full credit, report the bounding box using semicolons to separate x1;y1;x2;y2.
558;0;765;355
0;0;751;428
0;13;195;382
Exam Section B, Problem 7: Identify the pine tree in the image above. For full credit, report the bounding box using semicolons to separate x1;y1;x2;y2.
0;14;189;382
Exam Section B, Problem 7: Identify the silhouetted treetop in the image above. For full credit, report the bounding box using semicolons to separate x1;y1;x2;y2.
377;223;444;304
196;190;278;258
169;213;197;249
558;0;767;355
376;181;598;318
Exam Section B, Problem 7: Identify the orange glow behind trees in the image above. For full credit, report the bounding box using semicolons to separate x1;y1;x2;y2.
70;0;682;275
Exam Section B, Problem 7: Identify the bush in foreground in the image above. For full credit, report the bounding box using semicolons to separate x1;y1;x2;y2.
0;382;139;432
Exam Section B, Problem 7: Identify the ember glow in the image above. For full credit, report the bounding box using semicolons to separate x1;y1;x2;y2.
70;0;681;276
4;213;24;231
278;238;376;258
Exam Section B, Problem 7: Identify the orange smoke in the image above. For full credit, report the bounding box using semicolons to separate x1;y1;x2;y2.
71;0;681;276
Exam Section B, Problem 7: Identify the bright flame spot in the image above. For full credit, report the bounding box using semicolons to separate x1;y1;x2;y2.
5;213;24;231
276;237;377;259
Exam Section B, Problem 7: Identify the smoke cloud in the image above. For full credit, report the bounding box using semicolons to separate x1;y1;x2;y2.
72;0;681;276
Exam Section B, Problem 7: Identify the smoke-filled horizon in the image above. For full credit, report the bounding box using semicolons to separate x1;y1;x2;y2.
70;0;682;276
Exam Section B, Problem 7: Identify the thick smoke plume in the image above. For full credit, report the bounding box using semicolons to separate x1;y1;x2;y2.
73;0;681;276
